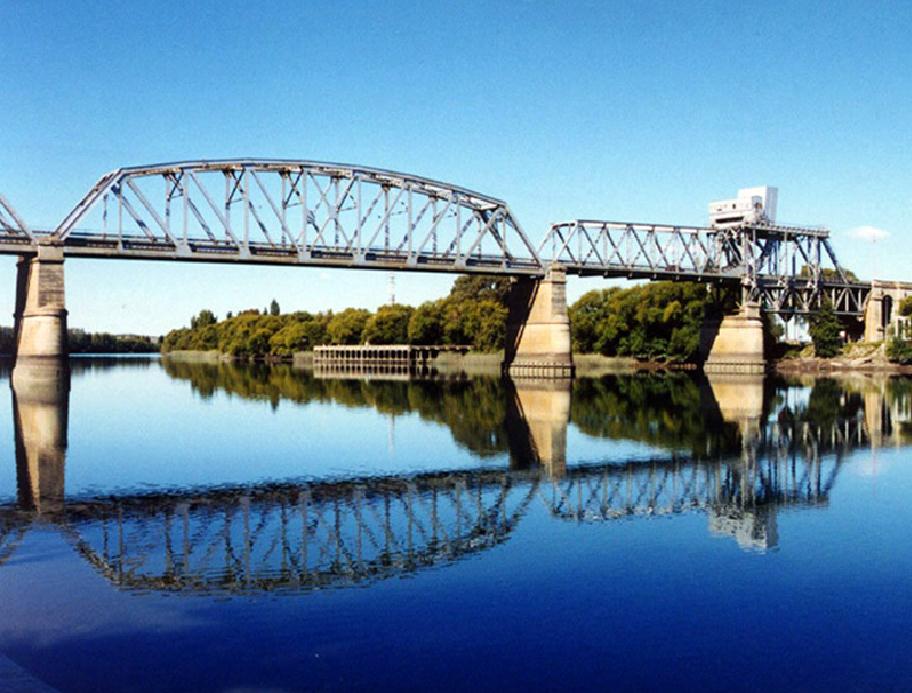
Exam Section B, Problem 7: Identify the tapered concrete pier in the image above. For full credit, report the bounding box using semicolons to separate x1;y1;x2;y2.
701;302;766;374
14;243;68;361
505;266;575;378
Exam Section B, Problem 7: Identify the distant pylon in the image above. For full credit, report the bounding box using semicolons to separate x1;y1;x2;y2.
388;274;396;305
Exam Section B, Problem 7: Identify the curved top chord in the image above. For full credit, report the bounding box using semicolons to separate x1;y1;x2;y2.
52;159;543;275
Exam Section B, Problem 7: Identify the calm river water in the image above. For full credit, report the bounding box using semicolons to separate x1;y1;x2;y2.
1;356;911;691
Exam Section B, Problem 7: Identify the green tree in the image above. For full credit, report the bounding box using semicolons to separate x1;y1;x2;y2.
408;301;444;344
464;299;508;351
190;309;217;330
269;322;309;355
327;308;370;344
899;296;912;318
447;275;512;305
270;299;281;316
568;281;722;362
887;336;912;364
808;300;843;358
362;304;414;344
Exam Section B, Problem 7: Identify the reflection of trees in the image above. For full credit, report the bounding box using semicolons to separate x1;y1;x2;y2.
160;360;893;459
776;378;866;430
162;360;510;457
570;374;740;455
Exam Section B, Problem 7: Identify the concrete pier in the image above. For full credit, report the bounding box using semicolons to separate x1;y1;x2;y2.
11;360;70;513
701;302;766;374
14;244;68;360
505;266;574;378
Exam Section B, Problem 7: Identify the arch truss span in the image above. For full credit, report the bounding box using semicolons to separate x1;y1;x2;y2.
0;194;32;244
541;220;871;316
50;159;544;275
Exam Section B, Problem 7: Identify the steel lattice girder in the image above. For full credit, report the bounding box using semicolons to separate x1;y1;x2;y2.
542;220;872;315
0;164;878;315
49;159;544;275
0;194;32;243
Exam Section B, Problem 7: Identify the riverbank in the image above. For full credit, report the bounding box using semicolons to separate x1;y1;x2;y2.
773;341;912;375
160;349;689;376
159;348;912;376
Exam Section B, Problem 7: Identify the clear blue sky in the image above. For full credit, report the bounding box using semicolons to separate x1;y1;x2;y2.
1;0;909;334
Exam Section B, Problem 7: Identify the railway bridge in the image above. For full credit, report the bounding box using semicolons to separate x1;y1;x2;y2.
0;159;900;374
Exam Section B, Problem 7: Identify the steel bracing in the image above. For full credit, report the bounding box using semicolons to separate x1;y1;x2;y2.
541;220;871;316
0;194;32;244
0;159;875;314
44;159;541;274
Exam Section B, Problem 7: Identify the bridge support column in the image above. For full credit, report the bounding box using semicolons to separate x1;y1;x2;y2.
505;266;574;378
12;360;70;513
701;302;766;374
14;244;67;361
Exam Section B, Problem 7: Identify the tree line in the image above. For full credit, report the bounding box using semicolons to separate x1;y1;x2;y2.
161;276;513;358
163;277;777;362
0;327;158;354
164;270;909;365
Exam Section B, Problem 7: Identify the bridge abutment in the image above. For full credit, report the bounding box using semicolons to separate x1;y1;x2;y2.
863;280;912;342
504;266;574;378
701;302;766;374
14;244;67;361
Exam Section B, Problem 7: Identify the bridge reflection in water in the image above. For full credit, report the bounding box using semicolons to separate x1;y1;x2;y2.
3;359;911;595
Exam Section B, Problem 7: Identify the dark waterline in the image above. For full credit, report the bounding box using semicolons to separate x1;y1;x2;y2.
0;358;911;691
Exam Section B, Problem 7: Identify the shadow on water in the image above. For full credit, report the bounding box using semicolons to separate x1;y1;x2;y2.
2;357;912;594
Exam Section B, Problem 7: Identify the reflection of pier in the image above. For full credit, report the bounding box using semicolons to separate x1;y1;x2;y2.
11;361;69;514
4;361;910;594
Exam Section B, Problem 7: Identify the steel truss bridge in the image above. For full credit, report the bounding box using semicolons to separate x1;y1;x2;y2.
0;159;871;316
0;406;861;594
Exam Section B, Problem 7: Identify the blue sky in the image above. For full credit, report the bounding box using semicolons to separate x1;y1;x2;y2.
1;0;910;334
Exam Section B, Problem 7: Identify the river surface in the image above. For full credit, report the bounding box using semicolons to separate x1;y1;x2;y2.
1;356;911;691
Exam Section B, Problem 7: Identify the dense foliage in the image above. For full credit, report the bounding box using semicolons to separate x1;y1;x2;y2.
67;330;158;353
899;296;912;318
886;339;912;364
569;282;732;362
0;326;157;354
808;300;844;358
162;276;513;358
